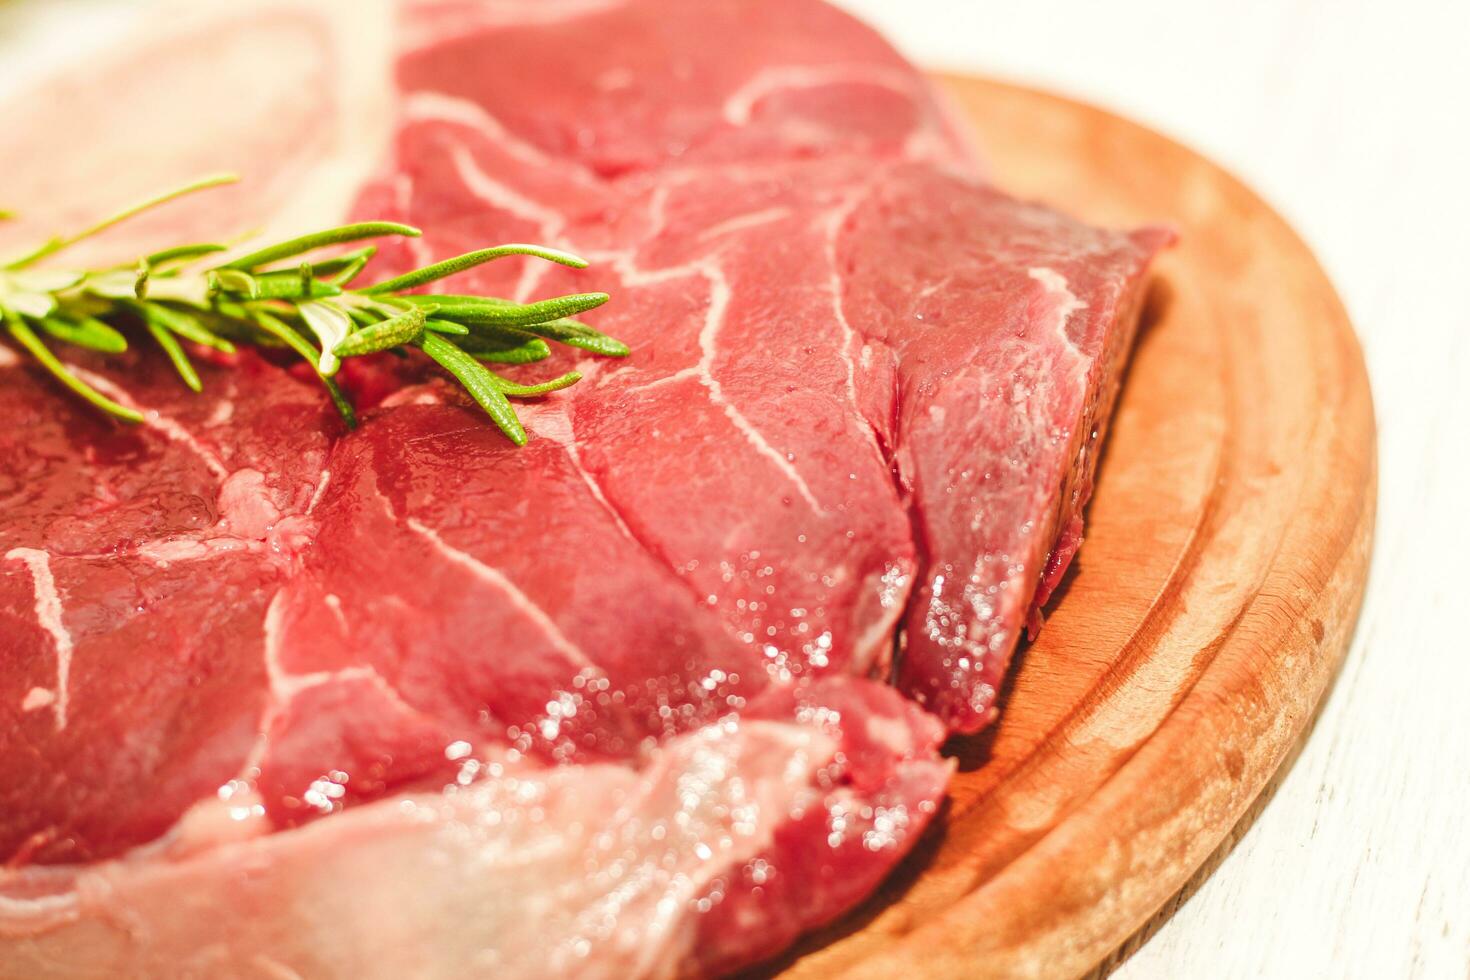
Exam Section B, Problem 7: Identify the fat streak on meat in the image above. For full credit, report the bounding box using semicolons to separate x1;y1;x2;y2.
0;0;1168;975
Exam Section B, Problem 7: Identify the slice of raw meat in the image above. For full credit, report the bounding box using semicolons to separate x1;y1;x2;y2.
0;676;946;978
841;169;1174;729
393;0;979;177
0;0;395;269
370;0;1170;734
0;0;1168;974
0;347;343;865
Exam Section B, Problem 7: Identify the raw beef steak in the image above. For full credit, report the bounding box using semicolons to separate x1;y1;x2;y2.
369;0;1171;733
0;0;1168;975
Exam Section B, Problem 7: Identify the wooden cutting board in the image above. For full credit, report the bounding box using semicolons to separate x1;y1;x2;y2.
760;76;1377;978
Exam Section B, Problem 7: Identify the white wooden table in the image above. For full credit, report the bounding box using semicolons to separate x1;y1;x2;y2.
834;1;1470;976
4;1;1467;976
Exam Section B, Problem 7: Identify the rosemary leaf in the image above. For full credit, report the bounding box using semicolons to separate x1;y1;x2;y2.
417;333;526;445
248;310;353;425
488;369;582;397
479;347;552;365
9;269;85;293
298;301;353;375
6;173;239;269
508;317;630;357
210;268;260;299
404;292;609;327
132;300;236;353
3;290;56;319
224;222;420;271
84;270;139;300
343;303;380;328
40;314;128;354
5;312;144;422
329;260;371;289
454;332;552;364
359;244;589;295
423;318;470;336
146;242;228;268
249;308;317;363
321;378;358;428
311;245;377;279
146;321;202;392
90;268;212;308
253;269;344;301
332;305;428;357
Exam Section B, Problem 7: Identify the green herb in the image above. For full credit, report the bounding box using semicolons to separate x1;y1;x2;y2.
0;175;624;443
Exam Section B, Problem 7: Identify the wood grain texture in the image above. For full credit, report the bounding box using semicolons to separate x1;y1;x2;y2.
760;75;1376;979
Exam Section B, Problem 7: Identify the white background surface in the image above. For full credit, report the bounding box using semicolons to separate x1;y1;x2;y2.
831;1;1470;977
4;1;1469;977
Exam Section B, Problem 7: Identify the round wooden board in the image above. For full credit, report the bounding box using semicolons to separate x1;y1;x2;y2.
757;76;1377;978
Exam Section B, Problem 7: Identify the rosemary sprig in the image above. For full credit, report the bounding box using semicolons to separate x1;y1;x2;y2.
0;175;625;444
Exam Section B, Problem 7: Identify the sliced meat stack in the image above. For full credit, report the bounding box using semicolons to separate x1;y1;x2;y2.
0;0;1169;975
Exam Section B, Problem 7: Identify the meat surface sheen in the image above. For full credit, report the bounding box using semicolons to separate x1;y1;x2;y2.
0;0;1167;975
